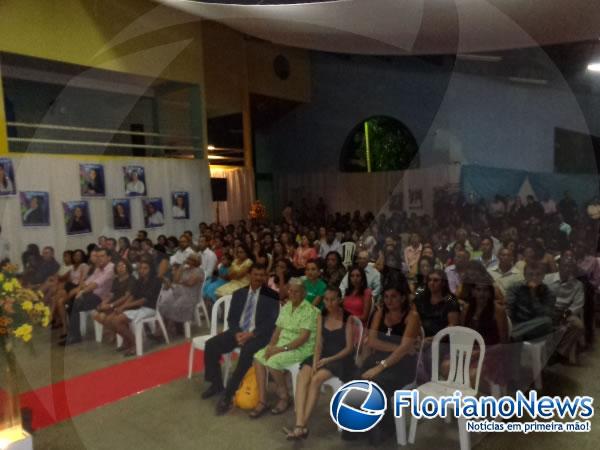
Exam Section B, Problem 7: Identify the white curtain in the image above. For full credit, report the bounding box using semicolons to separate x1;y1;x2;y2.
273;164;461;217
209;167;255;224
0;154;213;265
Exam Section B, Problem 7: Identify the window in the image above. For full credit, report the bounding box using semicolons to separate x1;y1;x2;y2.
340;116;418;172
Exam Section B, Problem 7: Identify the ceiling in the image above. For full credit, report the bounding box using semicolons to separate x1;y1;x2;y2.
157;0;600;55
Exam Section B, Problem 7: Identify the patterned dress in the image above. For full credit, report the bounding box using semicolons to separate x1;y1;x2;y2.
254;300;319;370
158;267;204;323
215;258;253;297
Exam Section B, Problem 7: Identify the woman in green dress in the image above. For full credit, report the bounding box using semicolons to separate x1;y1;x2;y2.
251;278;319;418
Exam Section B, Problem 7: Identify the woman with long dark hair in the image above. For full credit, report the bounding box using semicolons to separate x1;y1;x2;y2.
322;251;346;287
342;266;372;324
411;255;434;295
413;268;460;338
268;258;292;303
359;277;421;444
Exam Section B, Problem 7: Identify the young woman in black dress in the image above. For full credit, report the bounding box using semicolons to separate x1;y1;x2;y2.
360;277;421;443
286;286;356;440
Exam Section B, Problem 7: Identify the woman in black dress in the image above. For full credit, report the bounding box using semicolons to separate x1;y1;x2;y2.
359;277;421;444
287;286;356;440
413;269;460;339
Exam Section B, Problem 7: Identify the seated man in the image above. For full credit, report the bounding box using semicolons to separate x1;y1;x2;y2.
488;248;523;295
61;247;115;346
506;261;555;341
201;264;279;416
23;246;60;288
339;250;381;299
445;249;470;295
544;255;585;364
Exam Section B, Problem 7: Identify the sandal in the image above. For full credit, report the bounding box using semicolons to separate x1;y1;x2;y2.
271;398;290;415
249;401;269;419
284;426;309;441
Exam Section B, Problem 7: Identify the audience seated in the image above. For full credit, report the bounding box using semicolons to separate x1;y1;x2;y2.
203;253;232;304
103;258;162;356
251;278;319;419
61;247;115;346
342;266;372;324
302;260;327;310
339;250;381;299
202;264;279;415
287;286;356;440
215;245;253;297
414;269;460;338
158;253;205;331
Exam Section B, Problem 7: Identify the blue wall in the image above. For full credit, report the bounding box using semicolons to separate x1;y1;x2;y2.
259;52;598;175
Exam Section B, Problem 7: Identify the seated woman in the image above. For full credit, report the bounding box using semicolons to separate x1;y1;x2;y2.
103;258;162;356
292;235;317;273
413;269;460;339
215;245;253;298
52;249;89;333
203;253;232;303
322;251;346;287
458;267;509;391
268;258;292;304
251;278;319;418
286;286;356;440
410;255;434;296
360;279;421;443
94;260;136;330
158;253;205;330
342;266;372;325
303;259;327;309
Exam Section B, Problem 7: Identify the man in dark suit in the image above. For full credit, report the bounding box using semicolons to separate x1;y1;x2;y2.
202;263;279;415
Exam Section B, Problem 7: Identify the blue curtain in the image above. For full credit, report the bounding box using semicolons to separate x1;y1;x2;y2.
460;164;599;205
460;165;527;201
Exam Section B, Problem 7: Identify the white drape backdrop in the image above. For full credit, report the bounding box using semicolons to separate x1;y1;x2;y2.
0;154;213;264
273;164;461;217
209;167;255;224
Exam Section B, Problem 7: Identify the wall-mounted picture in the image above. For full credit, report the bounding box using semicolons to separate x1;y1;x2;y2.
124;165;146;196
63;201;92;235
142;197;164;228
20;191;50;227
172;191;190;219
112;198;131;230
0;158;16;195
80;164;105;197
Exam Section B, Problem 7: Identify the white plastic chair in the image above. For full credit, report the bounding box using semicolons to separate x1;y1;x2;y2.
395;327;426;446
340;242;356;269
408;326;485;450
115;310;170;357
187;295;233;379
79;310;103;343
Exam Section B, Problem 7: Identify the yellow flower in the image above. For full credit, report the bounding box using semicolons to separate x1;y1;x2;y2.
3;281;14;293
0;273;4;282
41;315;50;327
34;302;47;313
14;324;33;342
21;300;34;312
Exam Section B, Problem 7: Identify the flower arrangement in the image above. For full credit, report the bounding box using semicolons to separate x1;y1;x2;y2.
1;264;50;432
0;265;50;343
249;200;267;221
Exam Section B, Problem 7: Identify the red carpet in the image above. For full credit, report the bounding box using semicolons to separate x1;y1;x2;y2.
20;343;204;430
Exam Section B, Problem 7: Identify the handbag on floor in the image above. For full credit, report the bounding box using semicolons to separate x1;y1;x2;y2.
234;367;259;410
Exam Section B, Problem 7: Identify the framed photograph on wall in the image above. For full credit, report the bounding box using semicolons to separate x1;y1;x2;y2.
20;191;50;227
171;191;189;219
142;197;164;228
112;198;131;230
80;164;105;197
0;158;16;196
63;200;92;235
123;165;146;196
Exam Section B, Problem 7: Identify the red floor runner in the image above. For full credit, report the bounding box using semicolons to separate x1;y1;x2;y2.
20;343;204;430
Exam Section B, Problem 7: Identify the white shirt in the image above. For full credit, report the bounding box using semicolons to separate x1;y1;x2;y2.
126;180;145;195
200;247;218;279
319;239;342;258
488;265;524;295
239;287;261;332
172;205;187;218
542;199;557;215
169;246;195;266
339;264;381;298
0;178;14;193
148;211;164;226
